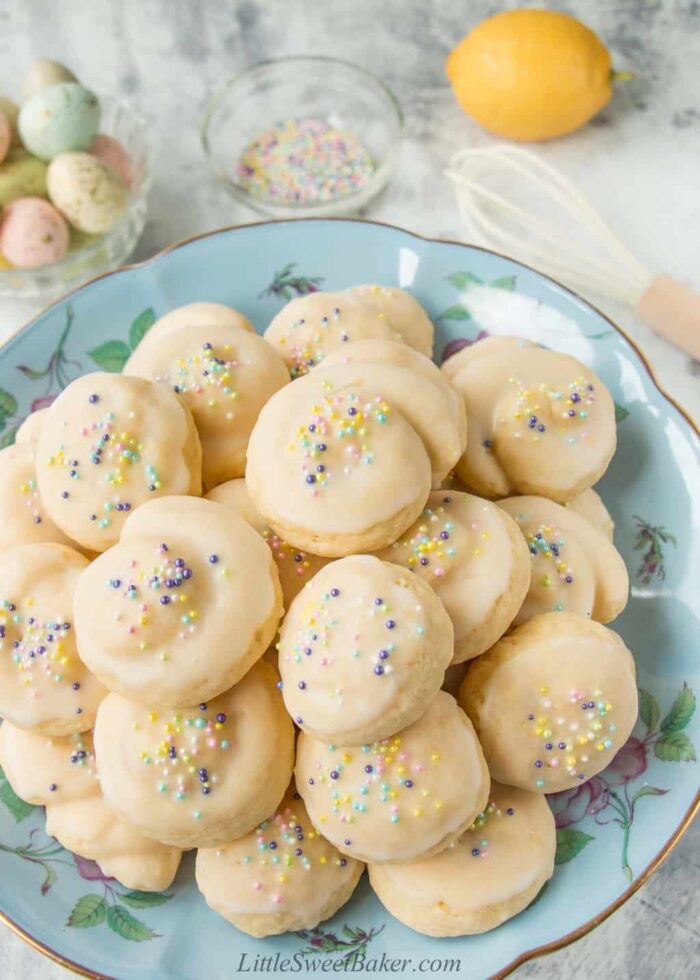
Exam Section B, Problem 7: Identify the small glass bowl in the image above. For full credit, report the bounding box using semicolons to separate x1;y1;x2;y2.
0;96;151;300
202;56;403;218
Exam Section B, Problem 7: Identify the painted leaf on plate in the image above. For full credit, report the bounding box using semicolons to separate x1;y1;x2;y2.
128;308;156;350
555;828;594;864
447;271;483;290
107;904;157;942
121;890;172;908
68;894;108;928
88;340;131;373
653;732;696;763
639;688;660;733
490;275;517;290
0;767;35;823
0;388;18;418
660;682;696;733
438;304;471;321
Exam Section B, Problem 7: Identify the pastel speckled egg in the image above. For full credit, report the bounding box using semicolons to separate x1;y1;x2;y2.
19;83;100;161
88;134;132;186
0;196;69;268
0;149;48;207
0;97;20;148
47;151;127;234
0;109;11;165
22;58;77;102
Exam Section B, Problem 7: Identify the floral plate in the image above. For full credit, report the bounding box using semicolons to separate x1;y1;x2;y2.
0;219;697;980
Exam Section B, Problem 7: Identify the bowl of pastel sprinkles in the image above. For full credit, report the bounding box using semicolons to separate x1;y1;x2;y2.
202;56;403;216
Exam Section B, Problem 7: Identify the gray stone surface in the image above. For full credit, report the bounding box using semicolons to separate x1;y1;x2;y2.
0;0;697;977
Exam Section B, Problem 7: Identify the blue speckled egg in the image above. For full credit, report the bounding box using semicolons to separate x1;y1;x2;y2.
18;83;100;161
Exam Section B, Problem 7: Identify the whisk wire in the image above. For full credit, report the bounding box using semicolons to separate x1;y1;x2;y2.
447;145;652;303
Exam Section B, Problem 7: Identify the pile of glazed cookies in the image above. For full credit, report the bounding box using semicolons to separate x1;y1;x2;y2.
0;285;637;940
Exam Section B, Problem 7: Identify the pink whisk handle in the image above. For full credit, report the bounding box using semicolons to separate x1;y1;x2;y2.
636;275;700;360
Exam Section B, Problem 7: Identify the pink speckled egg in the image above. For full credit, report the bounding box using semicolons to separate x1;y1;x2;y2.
0;196;69;268
0;109;11;165
88;133;132;187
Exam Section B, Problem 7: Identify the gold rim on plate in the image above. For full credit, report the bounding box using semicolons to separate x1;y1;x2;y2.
0;217;697;980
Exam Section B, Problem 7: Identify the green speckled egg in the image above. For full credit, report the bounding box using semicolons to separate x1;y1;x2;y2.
0;148;48;207
18;83;100;161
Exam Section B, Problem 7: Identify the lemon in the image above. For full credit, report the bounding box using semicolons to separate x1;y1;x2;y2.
446;9;614;141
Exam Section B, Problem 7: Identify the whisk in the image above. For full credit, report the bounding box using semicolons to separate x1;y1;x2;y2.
446;145;700;359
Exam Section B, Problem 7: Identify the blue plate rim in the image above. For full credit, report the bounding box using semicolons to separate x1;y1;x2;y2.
0;216;697;980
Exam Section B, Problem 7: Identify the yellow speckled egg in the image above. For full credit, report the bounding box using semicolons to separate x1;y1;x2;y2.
0;109;11;165
22;58;77;102
47;151;128;234
0;97;20;148
0;196;69;268
0;149;48;207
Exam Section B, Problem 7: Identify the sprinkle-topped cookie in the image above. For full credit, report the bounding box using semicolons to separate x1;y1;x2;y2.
95;660;295;849
246;372;432;557
368;783;555;936
206;479;327;607
498;495;628;625
265;286;433;377
137;701;232;806
292;389;392;496
442;337;616;501
296;690;490;863
15;407;49;446
74;497;283;707
0;543;106;735
308;360;466;488
525;683;619;789
0;721;183;892
0;443;75;550
0;721;99;804
196;787;364;937
459;612;638;793
125;315;289;488
278;555;453;743
377;491;531;663
36;373;202;551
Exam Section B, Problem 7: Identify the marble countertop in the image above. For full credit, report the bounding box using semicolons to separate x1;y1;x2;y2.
0;0;697;977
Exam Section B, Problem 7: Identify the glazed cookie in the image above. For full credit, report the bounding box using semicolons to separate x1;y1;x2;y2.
94;660;295;849
498;496;628;624
15;407;48;445
125;314;289;488
196;786;364;937
0;722;182;891
246;372;432;556
0;543;106;735
442;662;468;698
265;285;433;377
206;479;327;607
278;555;454;744
369;783;555;936
295;691;490;863
321;338;466;453
0;443;75;550
74;496;283;707
565;488;614;540
36;373;202;551
310;357;466;487
442;337;616;501
459;612;638;793
135;302;255;342
376;491;531;663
